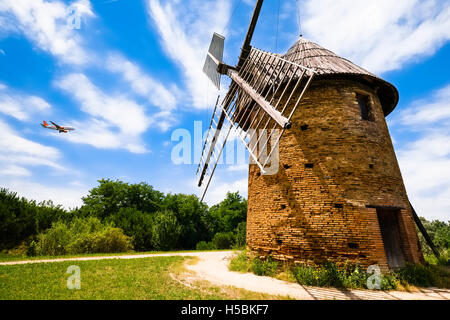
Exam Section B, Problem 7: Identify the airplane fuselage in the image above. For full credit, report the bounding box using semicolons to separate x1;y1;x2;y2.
41;121;75;133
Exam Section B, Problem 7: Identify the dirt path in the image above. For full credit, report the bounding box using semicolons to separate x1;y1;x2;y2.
1;251;449;300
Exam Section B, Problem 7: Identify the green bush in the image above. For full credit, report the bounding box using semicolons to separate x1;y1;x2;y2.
320;262;344;287
195;241;216;250
395;263;436;287
35;217;132;255
91;228;133;253
292;264;318;286
36;221;72;256
26;240;37;257
108;207;154;251
380;273;398;290
212;232;235;249
424;248;450;266
292;261;399;290
234;222;246;248
250;256;278;277
229;251;250;273
293;263;345;287
342;263;368;288
151;210;181;251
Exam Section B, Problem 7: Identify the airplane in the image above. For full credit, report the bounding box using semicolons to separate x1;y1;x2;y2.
41;120;75;133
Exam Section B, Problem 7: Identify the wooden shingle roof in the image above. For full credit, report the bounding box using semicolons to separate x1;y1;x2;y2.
283;38;399;116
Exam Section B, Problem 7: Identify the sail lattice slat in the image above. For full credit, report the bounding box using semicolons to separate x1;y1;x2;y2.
197;47;316;200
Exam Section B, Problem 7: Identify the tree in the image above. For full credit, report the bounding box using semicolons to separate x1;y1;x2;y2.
151;210;182;251
108;207;154;251
418;217;450;255
80;179;164;219
0;188;69;250
164;193;211;249
208;192;247;234
234;222;247;248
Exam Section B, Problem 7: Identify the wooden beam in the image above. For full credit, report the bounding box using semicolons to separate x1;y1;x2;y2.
410;202;441;259
236;0;264;70
228;70;291;129
198;112;226;187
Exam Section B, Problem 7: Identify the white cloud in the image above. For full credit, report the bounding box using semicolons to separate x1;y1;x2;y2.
400;85;450;126
146;0;231;109
197;175;248;206
393;83;450;221
227;164;248;172
0;165;31;177
105;53;179;131
0;0;94;65
2;179;87;209
0;84;51;121
0;119;64;179
1;0;179;140
105;52;178;111
301;0;450;74
55;73;152;153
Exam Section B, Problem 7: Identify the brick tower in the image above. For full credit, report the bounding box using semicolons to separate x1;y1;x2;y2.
246;38;424;271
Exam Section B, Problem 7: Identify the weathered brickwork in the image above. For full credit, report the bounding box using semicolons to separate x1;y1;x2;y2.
246;79;424;271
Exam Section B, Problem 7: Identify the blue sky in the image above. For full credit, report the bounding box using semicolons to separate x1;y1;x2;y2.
0;0;449;220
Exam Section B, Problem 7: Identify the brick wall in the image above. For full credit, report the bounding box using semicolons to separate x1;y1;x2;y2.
246;78;423;271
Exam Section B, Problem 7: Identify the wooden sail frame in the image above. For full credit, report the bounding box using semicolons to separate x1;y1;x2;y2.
197;47;316;200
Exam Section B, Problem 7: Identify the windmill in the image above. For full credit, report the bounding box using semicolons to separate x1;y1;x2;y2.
197;0;316;200
196;0;437;270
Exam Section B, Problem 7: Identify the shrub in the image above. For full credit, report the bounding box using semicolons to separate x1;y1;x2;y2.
26;240;37;257
250;256;278;277
320;262;344;287
234;222;246;248
380;273;398;290
196;241;216;250
293;262;346;287
36;221;71;256
108;207;154;251
35;217;132;255
91;228;133;253
212;232;235;249
292;261;398;290
151;210;181;251
395;263;436;287
292;265;319;286
424;249;450;266
229;251;250;273
342;263;368;288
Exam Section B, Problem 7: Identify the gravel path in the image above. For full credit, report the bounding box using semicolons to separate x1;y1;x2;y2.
1;251;449;300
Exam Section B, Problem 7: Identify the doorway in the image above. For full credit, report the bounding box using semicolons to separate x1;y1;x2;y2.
376;208;406;269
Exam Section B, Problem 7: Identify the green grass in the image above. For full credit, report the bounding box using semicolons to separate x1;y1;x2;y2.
229;251;278;277
0;255;271;300
228;251;450;290
0;249;236;263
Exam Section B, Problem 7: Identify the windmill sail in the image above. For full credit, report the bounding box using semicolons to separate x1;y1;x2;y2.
202;32;225;90
197;46;316;200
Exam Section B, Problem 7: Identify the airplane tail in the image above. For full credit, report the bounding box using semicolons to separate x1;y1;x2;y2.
42;120;48;127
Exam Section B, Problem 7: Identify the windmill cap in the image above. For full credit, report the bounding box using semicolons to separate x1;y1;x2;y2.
283;38;399;116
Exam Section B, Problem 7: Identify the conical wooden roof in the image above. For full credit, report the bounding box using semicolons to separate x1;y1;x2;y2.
283;38;399;116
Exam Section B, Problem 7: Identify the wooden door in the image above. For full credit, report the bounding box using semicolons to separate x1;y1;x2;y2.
376;208;406;269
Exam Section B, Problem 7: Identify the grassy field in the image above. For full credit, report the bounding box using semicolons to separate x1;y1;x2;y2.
0;249;233;263
0;255;277;300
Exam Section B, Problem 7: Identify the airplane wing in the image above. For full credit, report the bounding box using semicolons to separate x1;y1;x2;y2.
50;121;61;129
41;122;57;130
